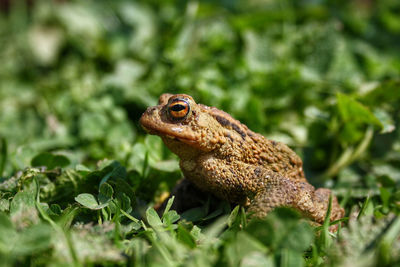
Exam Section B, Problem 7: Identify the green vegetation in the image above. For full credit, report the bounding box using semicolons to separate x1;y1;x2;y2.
0;0;399;266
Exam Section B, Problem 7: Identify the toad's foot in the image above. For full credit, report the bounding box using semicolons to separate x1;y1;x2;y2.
248;175;344;231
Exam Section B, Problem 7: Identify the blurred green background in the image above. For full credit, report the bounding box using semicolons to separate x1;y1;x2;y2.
1;0;399;169
0;0;399;266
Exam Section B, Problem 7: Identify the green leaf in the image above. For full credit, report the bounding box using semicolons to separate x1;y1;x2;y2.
98;182;113;205
75;193;98;208
357;196;371;219
116;192;131;212
337;93;382;127
146;207;162;228
144;135;179;172
336;93;383;144
246;208;313;252
224;232;268;267
49;204;62;216
227;205;240;228
9;176;38;222
0;213;16;252
99;182;113;198
0;213;18;255
286;221;314;252
99;161;127;185
9;189;36;214
280;248;304;267
180;206;208;222
11;223;53;256
379;187;391;213
177;224;196;248
378;216;400;265
240;251;274;267
203;216;228;239
76;164;91;172
58;206;81;229
162;196;175;218
75;193;108;210
110;178;135;208
0;212;52;257
162;210;180;226
31;152;70;169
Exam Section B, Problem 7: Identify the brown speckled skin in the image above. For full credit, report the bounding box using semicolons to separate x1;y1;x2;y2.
140;93;344;227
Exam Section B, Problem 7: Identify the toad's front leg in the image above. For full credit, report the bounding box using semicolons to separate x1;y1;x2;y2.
248;174;344;229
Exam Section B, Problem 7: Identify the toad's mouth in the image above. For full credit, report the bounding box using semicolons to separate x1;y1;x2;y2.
141;123;197;144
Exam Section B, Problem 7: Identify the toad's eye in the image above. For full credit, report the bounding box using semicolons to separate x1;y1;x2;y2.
168;99;190;120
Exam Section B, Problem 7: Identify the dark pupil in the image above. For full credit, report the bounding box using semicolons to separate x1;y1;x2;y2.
171;104;186;112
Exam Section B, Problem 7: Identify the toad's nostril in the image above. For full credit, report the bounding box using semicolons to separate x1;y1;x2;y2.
146;107;157;115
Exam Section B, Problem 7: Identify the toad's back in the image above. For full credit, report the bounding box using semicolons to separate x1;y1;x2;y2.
196;104;306;182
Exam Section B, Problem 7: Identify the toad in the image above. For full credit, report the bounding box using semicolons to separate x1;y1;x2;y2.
140;93;344;227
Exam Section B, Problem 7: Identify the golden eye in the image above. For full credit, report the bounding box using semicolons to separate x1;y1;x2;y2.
168;99;190;120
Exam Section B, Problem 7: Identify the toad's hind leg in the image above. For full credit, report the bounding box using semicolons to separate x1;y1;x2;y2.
248;175;344;225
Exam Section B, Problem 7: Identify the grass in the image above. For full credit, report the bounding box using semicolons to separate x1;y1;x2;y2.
0;0;399;266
